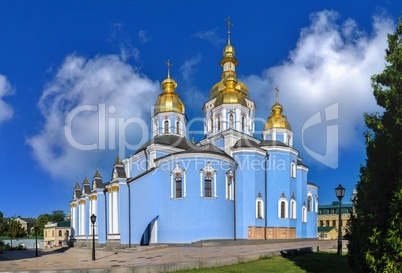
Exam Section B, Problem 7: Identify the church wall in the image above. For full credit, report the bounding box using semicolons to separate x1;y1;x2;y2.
157;157;235;243
95;190;107;244
127;154;147;179
233;152;266;239
118;180;130;244
307;185;318;238
266;151;294;228
128;169;161;245
296;167;308;238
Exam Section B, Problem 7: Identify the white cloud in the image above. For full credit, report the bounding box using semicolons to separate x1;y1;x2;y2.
193;29;225;47
242;10;394;167
0;74;14;123
138;30;151;44
180;54;202;82
27;54;160;182
179;54;208;130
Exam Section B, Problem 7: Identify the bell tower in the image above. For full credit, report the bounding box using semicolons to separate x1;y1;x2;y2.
202;18;255;152
152;60;187;138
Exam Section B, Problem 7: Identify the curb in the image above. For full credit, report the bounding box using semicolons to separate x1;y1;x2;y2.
0;247;316;273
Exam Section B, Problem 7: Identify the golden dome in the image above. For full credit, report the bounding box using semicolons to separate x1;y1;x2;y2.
214;75;247;107
209;19;248;103
264;101;292;130
154;61;185;115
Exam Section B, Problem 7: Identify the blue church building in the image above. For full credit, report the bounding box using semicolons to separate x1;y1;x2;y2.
69;25;318;246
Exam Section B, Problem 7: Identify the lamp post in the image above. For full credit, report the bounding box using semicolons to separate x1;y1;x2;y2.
34;226;39;257
90;214;96;261
335;184;345;255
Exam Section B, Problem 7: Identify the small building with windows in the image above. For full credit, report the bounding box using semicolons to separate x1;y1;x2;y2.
44;221;71;247
317;201;352;240
69;23;318;246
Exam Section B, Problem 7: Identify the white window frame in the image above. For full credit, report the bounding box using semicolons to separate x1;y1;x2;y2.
164;120;169;133
291;161;296;178
302;205;307;222
256;196;264;219
200;162;217;198
290;199;297;219
225;170;234;200
278;197;288;219
170;163;186;199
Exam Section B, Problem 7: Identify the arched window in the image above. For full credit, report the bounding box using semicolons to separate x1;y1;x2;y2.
307;196;312;212
175;175;182;198
176;120;180;134
210;116;213;132
256;195;264;219
278;195;288;219
164;120;169;133
226;170;234;200
217;116;221;131
170;164;186;198
280;201;286;218
241;115;246;131
154;120;158;135
229;113;234;129
291;161;296;178
59;230;62;236
290;197;296;219
315;195;319;213
302;205;307;222
200;162;216;198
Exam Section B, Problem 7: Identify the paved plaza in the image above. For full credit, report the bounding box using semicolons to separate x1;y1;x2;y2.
0;240;343;272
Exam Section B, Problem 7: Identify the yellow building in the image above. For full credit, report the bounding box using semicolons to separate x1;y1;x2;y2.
44;221;71;247
317;201;352;240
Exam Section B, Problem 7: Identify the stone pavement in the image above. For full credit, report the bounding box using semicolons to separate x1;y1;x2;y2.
0;240;345;273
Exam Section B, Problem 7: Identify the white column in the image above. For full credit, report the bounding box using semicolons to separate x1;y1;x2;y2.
113;191;119;233
183;173;187;198
200;173;203;197
213;173;217;198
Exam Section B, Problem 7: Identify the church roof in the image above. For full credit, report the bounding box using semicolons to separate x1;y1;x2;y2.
92;177;104;189
258;140;289;147
232;139;261;149
137;134;226;155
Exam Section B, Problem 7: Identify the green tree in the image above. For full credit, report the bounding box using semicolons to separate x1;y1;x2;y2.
4;220;26;249
35;214;49;236
348;20;402;272
49;210;66;222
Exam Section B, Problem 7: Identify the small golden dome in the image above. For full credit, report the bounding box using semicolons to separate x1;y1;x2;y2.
223;43;235;58
214;75;247;107
154;60;185;115
264;101;292;130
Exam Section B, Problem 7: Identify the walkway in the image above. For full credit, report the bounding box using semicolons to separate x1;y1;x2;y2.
0;239;345;273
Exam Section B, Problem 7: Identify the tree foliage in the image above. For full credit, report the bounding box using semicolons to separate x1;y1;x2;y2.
49;210;66;222
35;214;49;236
4;220;26;239
348;20;402;272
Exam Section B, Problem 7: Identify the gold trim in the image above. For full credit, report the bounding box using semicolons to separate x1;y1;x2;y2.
89;195;98;201
70;203;77;208
78;199;86;205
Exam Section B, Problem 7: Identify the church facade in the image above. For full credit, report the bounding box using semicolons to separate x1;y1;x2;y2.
69;27;318;245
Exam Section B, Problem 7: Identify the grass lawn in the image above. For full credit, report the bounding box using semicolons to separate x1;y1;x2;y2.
174;252;354;273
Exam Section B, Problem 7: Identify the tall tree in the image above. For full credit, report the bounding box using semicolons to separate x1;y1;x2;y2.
49;210;66;222
348;20;402;272
5;220;26;239
35;214;49;236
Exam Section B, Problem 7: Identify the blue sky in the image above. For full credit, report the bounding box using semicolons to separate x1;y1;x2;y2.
0;1;400;218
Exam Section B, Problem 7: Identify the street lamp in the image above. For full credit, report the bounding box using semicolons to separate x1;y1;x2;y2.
90;214;96;261
335;184;345;255
34;226;39;257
